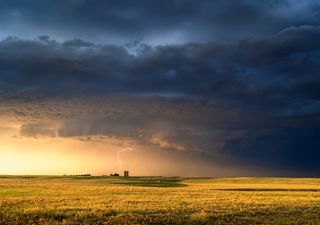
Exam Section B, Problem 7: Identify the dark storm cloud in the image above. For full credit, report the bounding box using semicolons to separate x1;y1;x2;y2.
1;26;320;115
1;24;319;175
0;0;319;43
0;0;319;176
225;126;320;177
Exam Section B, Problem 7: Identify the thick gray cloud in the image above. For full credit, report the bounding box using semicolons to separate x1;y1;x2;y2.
0;0;319;43
1;26;320;117
19;123;56;138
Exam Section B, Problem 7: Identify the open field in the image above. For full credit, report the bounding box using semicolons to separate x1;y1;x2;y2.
0;176;320;224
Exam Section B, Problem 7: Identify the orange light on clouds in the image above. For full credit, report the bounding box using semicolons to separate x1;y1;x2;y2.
0;119;235;177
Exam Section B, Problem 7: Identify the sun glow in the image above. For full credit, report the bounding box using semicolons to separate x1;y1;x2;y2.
0;124;119;175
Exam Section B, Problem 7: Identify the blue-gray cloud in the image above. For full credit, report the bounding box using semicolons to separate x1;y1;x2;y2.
1;26;320;116
0;0;319;43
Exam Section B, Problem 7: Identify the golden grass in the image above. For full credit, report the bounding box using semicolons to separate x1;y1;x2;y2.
0;176;319;224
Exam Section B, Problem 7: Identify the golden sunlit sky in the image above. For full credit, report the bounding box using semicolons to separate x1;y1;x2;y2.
0;106;240;176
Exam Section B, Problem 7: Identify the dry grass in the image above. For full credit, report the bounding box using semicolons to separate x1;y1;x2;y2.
0;176;320;224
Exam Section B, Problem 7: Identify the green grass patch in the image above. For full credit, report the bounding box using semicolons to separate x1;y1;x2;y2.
110;177;187;187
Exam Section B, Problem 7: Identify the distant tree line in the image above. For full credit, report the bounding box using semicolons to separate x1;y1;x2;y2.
63;174;91;176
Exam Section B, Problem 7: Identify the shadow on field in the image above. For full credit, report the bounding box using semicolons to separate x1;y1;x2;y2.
216;188;320;192
110;177;187;187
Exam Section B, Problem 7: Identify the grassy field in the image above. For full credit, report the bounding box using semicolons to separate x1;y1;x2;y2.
0;176;320;224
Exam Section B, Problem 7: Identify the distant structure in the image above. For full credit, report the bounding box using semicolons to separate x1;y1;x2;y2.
110;173;119;176
124;170;129;177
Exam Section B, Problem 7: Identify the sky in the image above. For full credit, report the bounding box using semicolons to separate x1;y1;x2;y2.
0;0;320;177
